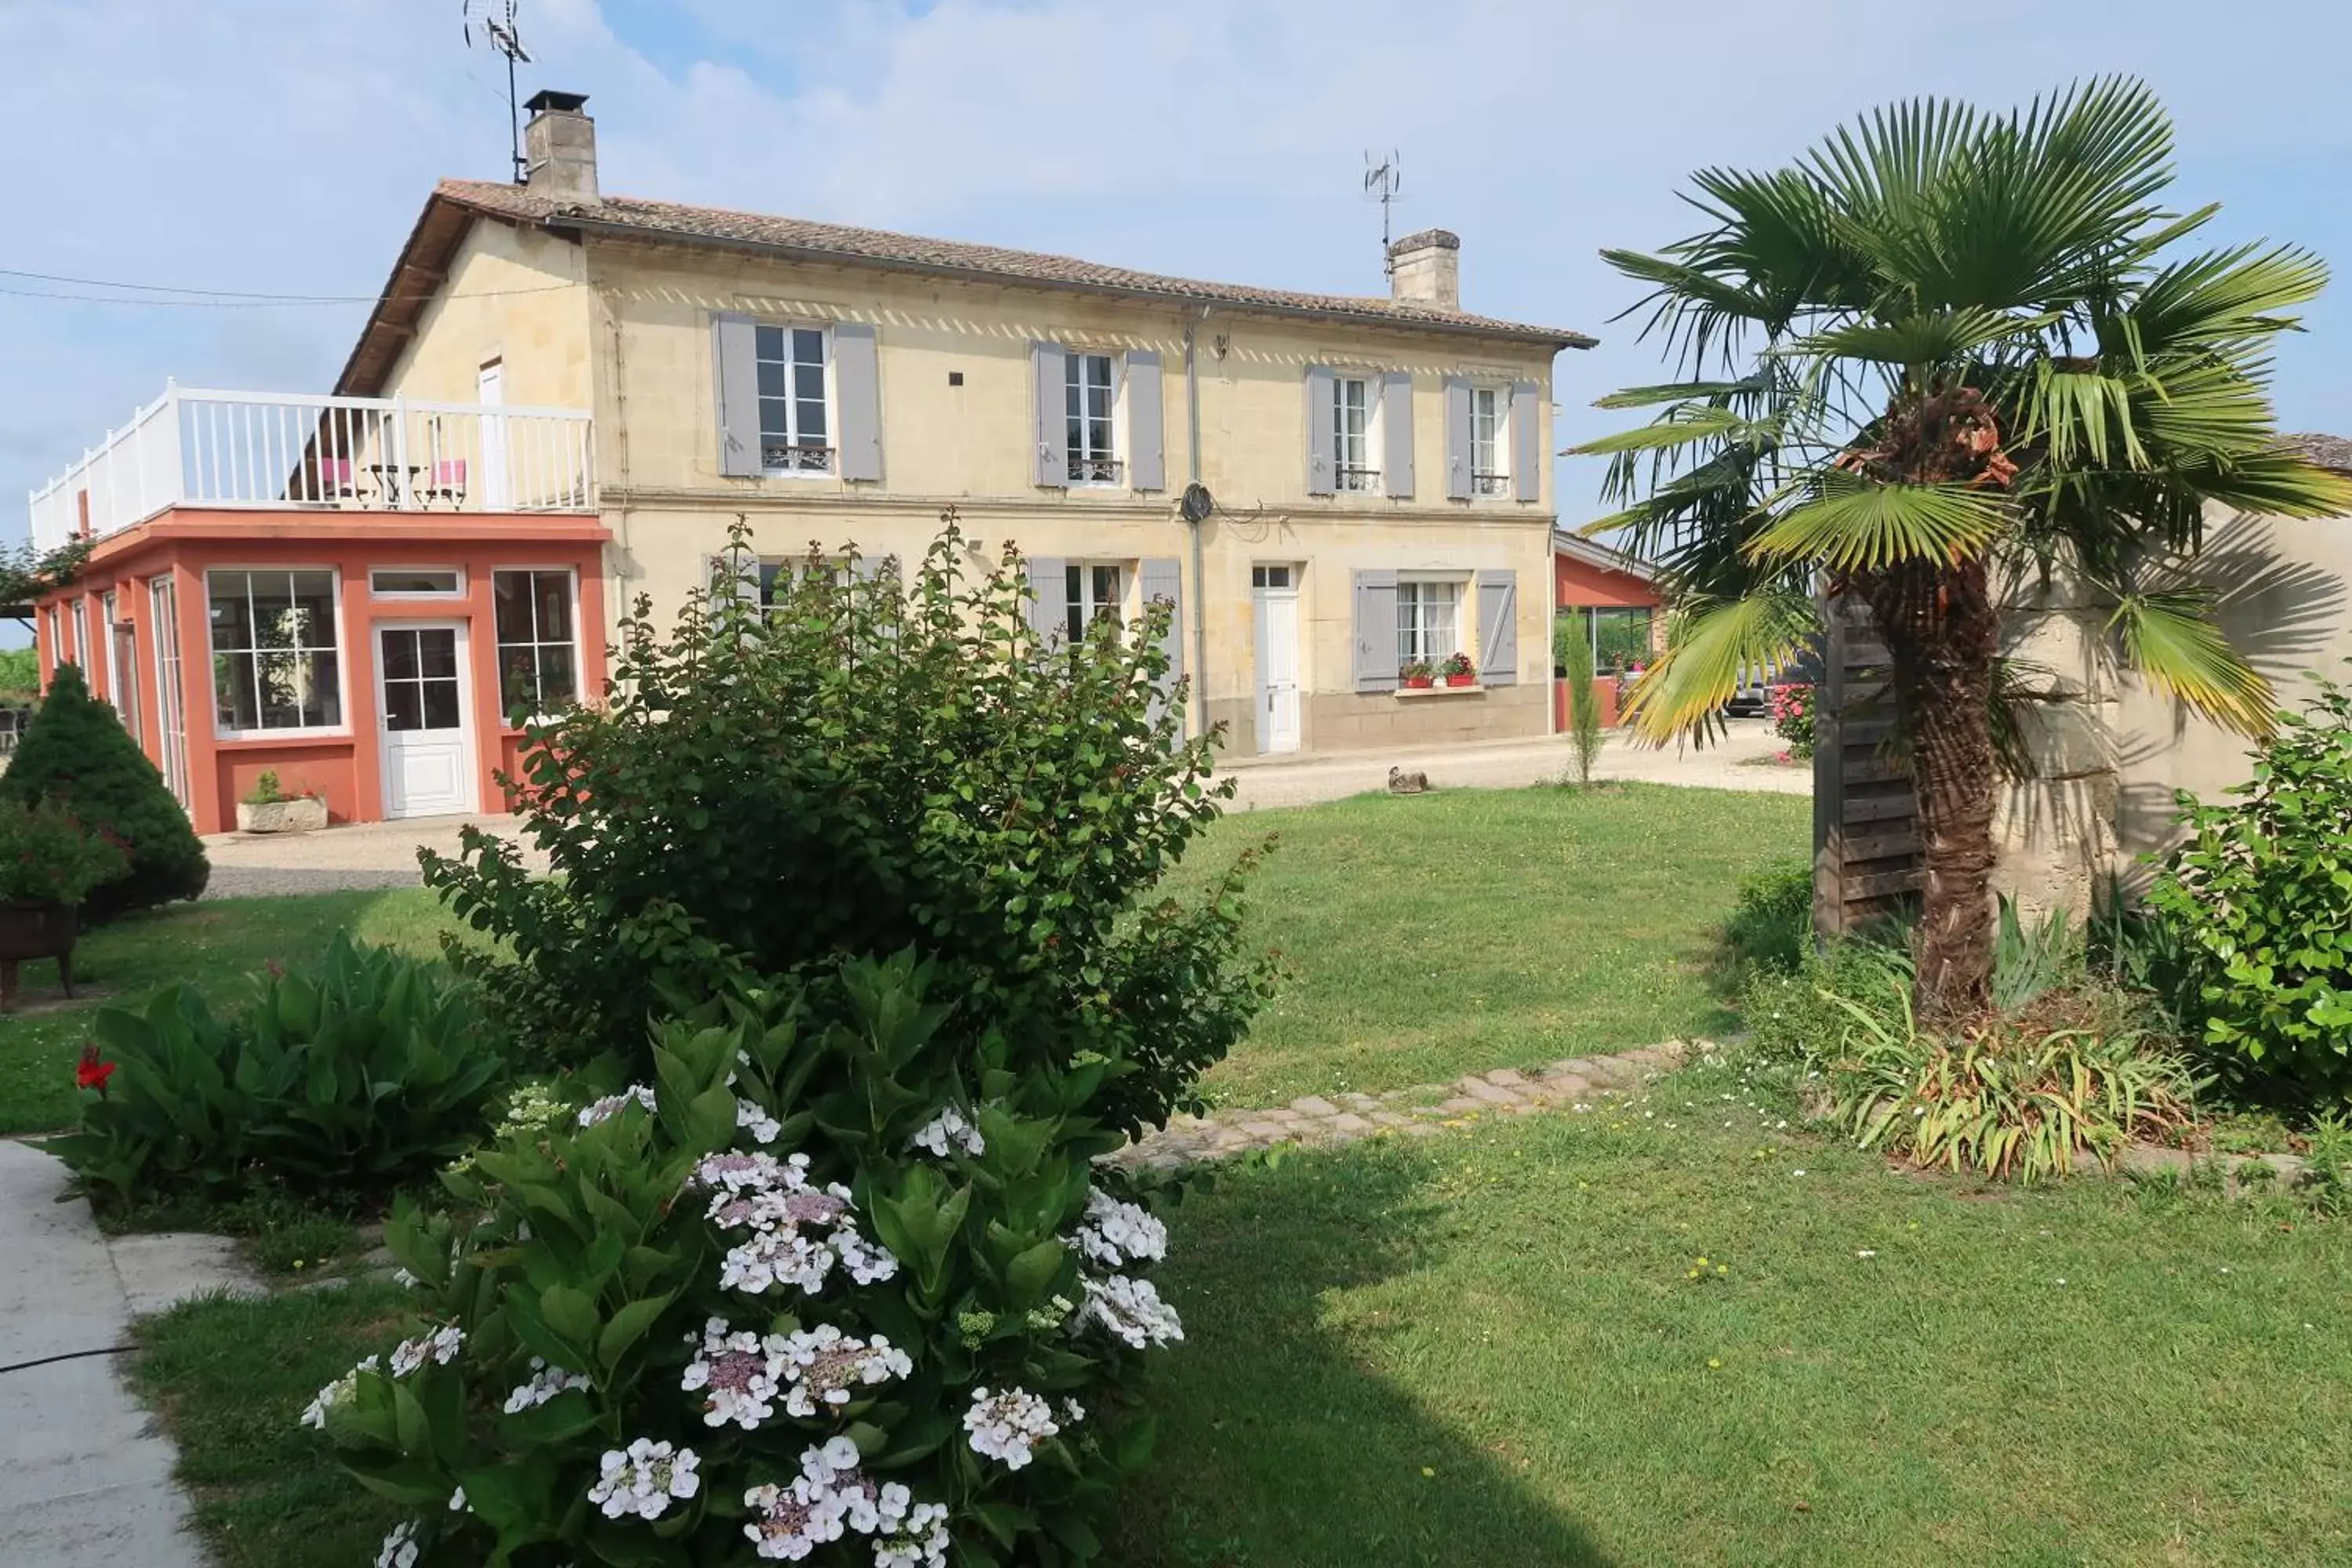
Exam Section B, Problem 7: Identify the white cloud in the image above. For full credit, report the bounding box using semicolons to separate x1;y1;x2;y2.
5;0;2350;563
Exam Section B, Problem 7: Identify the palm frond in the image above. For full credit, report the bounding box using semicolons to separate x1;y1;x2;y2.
2107;587;2276;735
1591;377;1767;411
1745;478;2011;570
1796;307;2054;368
2124;243;2329;358
1568;406;1769;459
2177;448;2352;518
1619;590;1817;745
2016;361;2147;470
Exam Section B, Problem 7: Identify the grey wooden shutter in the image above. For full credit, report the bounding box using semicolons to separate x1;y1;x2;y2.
1478;569;1519;685
1126;350;1166;491
833;322;883;482
1024;555;1067;646
1138;556;1183;721
1352;568;1400;692
1031;342;1067;488
1443;376;1472;500
1511;380;1543;503
1305;365;1337;496
713;313;761;477
1381;371;1414;499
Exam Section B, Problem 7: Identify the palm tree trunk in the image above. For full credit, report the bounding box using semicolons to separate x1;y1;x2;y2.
1864;558;2001;1022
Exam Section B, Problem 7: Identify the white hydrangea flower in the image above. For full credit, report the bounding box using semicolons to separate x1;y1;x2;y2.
1073;1188;1167;1269
587;1437;702;1521
503;1356;592;1414
962;1386;1059;1469
1075;1273;1184;1349
695;1152;899;1297
737;1098;782;1145
578;1084;659;1127
299;1352;379;1429
681;1318;788;1430
374;1520;420;1568
778;1323;913;1417
908;1107;985;1159
1061;1396;1086;1425
742;1438;880;1559
448;1485;469;1512
873;1500;952;1568
387;1324;465;1377
391;1267;421;1290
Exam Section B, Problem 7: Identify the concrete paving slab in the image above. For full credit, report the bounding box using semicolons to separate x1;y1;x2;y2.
0;1139;213;1567
107;1234;264;1319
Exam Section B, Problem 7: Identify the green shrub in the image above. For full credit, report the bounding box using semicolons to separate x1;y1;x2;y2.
425;516;1272;1137
1561;613;1602;787
314;953;1178;1568
0;797;129;903
0;662;207;916
2145;673;2352;1103
56;933;506;1207
1723;858;1814;976
0;645;37;702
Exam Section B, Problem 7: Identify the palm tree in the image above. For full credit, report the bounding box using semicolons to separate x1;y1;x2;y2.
1573;78;2352;1024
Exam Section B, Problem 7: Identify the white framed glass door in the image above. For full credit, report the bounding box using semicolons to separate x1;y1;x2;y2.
376;622;476;818
147;577;191;810
1252;564;1301;754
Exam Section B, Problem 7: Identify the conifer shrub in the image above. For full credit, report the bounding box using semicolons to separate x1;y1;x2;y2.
0;662;208;916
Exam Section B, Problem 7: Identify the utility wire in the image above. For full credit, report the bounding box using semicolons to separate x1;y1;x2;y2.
0;268;583;309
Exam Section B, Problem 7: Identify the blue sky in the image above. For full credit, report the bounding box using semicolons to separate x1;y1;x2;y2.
5;0;2351;634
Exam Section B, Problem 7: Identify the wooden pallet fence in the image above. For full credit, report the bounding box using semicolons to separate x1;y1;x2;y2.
1812;594;1922;937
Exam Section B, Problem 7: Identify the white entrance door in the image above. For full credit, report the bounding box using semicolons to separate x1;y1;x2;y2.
377;623;476;818
477;360;510;509
1252;566;1302;754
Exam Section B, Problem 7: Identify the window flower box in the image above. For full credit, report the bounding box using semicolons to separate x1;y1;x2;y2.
1439;653;1478;687
1399;659;1436;690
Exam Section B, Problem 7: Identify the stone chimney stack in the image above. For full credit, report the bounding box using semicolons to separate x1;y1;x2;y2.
523;90;598;200
1387;228;1461;310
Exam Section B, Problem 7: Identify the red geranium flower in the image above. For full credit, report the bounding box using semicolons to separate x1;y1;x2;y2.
75;1043;116;1096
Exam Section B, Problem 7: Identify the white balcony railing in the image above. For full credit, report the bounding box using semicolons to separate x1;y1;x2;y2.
27;385;595;551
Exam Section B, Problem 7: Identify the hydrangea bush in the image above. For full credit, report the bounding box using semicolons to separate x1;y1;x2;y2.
312;954;1184;1566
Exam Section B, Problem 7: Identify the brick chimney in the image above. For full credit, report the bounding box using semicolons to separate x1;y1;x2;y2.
523;90;598;199
1388;228;1461;310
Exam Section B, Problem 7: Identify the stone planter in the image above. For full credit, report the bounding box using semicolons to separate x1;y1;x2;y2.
236;796;329;833
0;898;79;1012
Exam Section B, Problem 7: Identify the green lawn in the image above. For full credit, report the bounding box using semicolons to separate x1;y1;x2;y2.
1;783;1805;1134
0;889;466;1135
1110;1070;2352;1567
1181;782;1809;1108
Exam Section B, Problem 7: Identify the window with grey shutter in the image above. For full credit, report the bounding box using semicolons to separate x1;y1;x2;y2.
1127;350;1166;491
1510;381;1542;503
1030;342;1067;489
1138;556;1183;722
1381;372;1414;499
1352;569;1400;691
1305;365;1337;496
1477;569;1519;685
1023;554;1067;645
713;313;761;477
834;322;883;482
1443;376;1472;501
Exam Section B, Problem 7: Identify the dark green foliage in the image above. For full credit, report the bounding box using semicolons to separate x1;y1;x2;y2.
0;797;129;902
328;955;1181;1565
426;514;1273;1137
55;933;507;1207
2145;673;2352;1104
0;662;207;916
1561;614;1602;787
0;645;38;701
1722;857;1813;975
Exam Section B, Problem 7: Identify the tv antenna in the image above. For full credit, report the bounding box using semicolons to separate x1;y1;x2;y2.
1364;151;1403;275
463;0;534;183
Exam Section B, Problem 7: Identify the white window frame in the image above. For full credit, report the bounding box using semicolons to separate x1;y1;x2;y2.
370;566;466;600
1468;384;1511;499
1333;373;1381;495
71;598;91;671
491;566;583;723
1396;574;1468;670
206;567;350;738
95;590;118;707
1063;560;1129;642
754;322;836;477
1064;351;1122;486
44;604;64;670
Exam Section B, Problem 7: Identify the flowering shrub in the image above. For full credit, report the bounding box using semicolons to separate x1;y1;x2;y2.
314;953;1181;1566
1766;682;1816;760
0;797;129;904
2145;672;2352;1102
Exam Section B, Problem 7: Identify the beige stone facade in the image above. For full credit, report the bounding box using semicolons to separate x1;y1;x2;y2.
353;98;1586;758
1993;506;2352;914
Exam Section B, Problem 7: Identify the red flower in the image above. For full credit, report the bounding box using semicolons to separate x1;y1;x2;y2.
75;1043;116;1095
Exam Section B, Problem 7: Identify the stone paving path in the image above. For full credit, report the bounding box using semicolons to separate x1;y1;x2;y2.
1109;1041;1692;1173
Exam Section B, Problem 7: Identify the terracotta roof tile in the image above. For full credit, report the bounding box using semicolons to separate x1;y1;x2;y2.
437;178;1593;347
2285;432;2352;474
